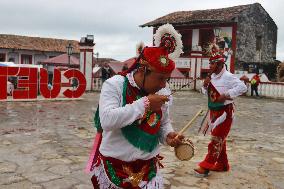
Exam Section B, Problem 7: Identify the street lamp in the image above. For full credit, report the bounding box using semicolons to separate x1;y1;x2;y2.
66;43;73;65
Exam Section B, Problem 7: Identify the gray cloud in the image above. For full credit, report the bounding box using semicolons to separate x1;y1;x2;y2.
0;0;283;61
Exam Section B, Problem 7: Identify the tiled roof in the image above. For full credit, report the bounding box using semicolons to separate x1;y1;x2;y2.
40;54;79;66
123;57;137;68
0;34;80;53
141;3;256;27
108;61;123;74
94;58;117;64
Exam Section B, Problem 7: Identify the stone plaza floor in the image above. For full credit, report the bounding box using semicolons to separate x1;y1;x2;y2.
0;91;283;189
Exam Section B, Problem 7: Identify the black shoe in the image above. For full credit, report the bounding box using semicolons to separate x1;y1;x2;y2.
193;168;210;177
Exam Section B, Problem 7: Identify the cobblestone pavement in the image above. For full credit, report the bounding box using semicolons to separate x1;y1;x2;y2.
0;92;283;189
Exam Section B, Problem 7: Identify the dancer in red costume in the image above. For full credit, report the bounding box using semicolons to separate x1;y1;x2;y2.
194;51;247;177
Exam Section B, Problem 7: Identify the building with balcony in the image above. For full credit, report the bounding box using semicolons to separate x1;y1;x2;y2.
141;3;278;79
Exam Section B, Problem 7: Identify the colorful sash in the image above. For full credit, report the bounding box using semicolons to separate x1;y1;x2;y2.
121;77;162;152
208;82;224;110
85;106;102;173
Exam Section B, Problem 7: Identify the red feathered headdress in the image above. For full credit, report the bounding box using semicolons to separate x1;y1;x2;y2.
208;43;226;64
120;24;183;75
209;53;225;64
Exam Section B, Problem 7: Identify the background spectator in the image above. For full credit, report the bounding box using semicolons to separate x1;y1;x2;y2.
101;63;111;82
251;72;261;97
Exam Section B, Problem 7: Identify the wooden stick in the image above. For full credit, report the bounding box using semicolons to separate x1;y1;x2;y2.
176;109;203;138
198;109;209;133
170;77;199;96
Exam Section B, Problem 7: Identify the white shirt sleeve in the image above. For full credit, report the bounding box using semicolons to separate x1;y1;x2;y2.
226;73;248;98
99;76;146;131
158;104;174;145
155;86;174;145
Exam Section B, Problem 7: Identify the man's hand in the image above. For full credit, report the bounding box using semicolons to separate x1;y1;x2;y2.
203;76;211;88
166;132;184;147
147;94;169;112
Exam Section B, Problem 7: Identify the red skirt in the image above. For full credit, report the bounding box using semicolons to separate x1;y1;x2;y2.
199;104;234;170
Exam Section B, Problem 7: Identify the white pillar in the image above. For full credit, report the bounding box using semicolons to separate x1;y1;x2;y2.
79;36;95;91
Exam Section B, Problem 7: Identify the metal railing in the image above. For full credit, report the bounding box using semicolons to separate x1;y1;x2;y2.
92;77;284;99
91;77;203;91
246;82;284;98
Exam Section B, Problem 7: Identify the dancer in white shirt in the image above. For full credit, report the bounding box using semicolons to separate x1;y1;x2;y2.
90;24;185;189
194;51;247;177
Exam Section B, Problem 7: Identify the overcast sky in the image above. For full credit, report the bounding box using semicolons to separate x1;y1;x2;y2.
0;0;283;61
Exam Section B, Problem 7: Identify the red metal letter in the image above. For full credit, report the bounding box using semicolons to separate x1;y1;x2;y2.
63;69;86;98
39;68;61;98
0;67;8;100
12;67;38;99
